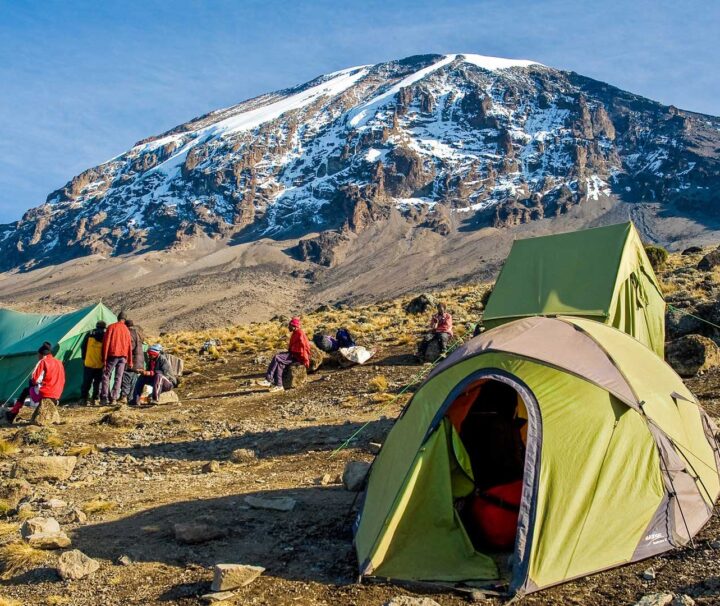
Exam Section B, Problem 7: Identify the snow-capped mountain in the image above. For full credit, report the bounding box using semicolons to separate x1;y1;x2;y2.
2;53;719;272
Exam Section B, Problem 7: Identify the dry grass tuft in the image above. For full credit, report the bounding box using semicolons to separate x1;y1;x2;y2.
0;501;11;517
0;439;19;457
43;434;64;448
0;542;46;580
81;499;116;515
46;596;71;606
0;522;18;537
66;444;97;457
368;375;389;393
0;596;22;606
370;392;396;404
16;508;36;522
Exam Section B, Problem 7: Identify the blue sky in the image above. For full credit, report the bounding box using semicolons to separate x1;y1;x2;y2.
0;0;718;223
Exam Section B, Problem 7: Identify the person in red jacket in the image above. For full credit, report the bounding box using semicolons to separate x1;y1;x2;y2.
99;311;134;405
259;317;311;392
5;342;66;424
417;302;454;361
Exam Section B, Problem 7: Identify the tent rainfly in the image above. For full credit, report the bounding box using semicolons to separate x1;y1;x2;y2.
483;222;666;356
0;303;116;403
354;317;720;596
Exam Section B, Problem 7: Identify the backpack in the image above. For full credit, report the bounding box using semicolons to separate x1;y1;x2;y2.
313;333;336;353
335;328;355;348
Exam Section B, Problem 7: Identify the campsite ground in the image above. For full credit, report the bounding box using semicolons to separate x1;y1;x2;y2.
2;253;720;606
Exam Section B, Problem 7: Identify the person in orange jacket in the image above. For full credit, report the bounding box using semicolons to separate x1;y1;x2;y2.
99;311;133;405
5;342;66;424
259;317;311;392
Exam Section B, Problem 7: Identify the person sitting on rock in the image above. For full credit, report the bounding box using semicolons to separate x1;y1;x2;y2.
129;344;177;406
417;302;454;361
259;317;311;392
5;342;66;424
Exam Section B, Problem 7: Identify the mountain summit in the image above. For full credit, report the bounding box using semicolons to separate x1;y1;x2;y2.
3;52;719;275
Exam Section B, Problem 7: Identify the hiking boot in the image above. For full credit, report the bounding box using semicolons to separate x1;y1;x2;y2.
257;379;273;387
81;398;90;407
99;399;109;407
269;385;284;393
109;399;118;406
4;410;17;425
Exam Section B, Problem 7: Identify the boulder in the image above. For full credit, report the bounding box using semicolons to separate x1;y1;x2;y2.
282;364;307;389
342;460;371;492
666;334;720;376
11;455;77;482
308;344;326;373
21;516;61;538
26;530;72;549
174;522;226;544
229;449;256;464
70;508;87;524
0;479;32;509
244;495;297;512
422;338;443;362
672;596;695;606
31;399;61;426
99;407;137;428
634;595;673;606
666;307;705;341
157;390;179;404
682;246;703;255
698;247;720;271
56;549;100;580
405;294;436;314
384;597;441;606
211;563;265;591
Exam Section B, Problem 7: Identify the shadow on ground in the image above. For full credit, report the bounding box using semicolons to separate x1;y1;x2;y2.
72;487;359;586
108;419;394;461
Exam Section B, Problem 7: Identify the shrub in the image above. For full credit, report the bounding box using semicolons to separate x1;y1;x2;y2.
81;499;117;515
368;376;389;393
645;245;669;271
0;542;46;580
0;439;18;457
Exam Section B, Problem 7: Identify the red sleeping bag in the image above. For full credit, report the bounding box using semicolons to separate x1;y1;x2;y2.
469;479;523;550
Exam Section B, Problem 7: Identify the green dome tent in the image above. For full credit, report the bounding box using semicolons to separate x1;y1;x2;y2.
354;317;720;596
483;222;666;356
0;303;116;403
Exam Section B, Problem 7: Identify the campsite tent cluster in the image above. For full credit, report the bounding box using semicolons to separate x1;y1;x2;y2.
0;303;116;403
355;222;720;596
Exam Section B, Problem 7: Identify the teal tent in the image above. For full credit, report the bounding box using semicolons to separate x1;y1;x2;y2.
0;303;116;403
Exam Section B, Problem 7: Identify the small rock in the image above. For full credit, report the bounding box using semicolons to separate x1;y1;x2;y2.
21;517;61;538
57;549;100;580
26;530;72;549
641;567;657;580
11;456;77;482
368;442;382;454
203;461;221;473
70;508;87;524
318;473;332;486
384;597;441;606
244;495;296;512
672;596;695;606
211;563;265;591
634;594;673;606
117;555;133;566
342;460;371;492
710;538;720;549
174;522;226;544
45;498;67;509
229;449;256;464
156;390;179;404
99;407;138;428
201;592;235;604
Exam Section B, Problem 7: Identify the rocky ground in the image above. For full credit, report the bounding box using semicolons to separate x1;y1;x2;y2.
3;250;720;606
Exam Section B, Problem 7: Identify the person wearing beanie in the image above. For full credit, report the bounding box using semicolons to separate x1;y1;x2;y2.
120;319;146;403
100;311;133;405
259;316;311;392
129;343;177;405
80;320;107;405
5;342;66;424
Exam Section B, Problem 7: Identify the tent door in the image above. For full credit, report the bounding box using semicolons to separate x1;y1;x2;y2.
434;369;542;595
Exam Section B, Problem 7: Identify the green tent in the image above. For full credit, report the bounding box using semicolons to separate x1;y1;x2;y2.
355;317;720;596
483;222;666;356
0;303;116;403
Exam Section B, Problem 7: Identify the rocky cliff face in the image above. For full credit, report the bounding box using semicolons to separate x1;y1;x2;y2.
2;53;719;271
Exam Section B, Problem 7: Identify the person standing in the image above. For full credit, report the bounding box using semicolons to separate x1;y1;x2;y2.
100;311;133;405
80;321;106;405
259;317;311;392
120;319;145;403
5;342;66;424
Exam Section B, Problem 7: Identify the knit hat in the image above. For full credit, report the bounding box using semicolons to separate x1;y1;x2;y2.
289;317;301;329
148;344;163;354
